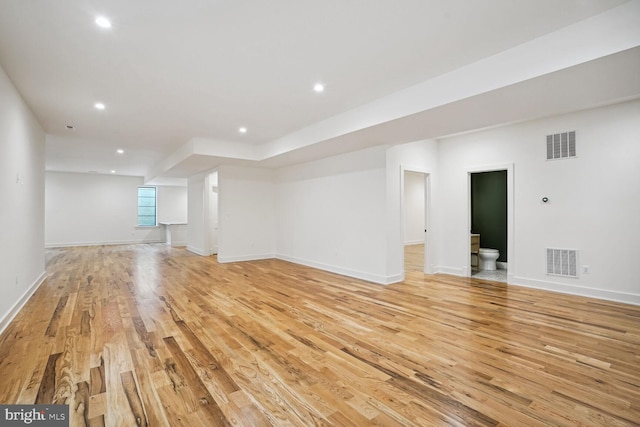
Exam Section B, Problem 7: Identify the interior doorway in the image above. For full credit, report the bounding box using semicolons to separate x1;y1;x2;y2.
402;169;431;275
467;164;513;283
206;171;219;256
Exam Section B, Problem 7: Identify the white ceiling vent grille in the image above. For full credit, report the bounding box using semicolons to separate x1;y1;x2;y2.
546;131;576;160
546;248;578;278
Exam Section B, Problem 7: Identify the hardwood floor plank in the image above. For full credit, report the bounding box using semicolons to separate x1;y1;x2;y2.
35;352;61;404
14;341;54;404
129;348;173;427
120;371;149;426
89;356;106;396
103;341;137;426
0;244;639;425
74;380;91;426
88;415;105;427
52;334;76;405
163;336;232;426
343;347;499;426
45;295;69;337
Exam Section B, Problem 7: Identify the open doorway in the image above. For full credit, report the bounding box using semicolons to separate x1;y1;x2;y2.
402;169;431;275
205;170;219;256
467;164;513;283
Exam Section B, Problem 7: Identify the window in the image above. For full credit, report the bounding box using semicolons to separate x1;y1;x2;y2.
137;187;157;226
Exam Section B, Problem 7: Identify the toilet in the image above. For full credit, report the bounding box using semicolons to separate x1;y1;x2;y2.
478;248;499;271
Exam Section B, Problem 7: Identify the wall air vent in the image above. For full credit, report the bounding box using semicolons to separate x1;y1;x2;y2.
546;248;578;278
546;131;576;160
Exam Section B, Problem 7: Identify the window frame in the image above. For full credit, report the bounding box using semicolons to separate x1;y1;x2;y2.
137;186;158;227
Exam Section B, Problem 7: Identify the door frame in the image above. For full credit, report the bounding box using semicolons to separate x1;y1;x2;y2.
204;170;219;256
466;163;514;282
400;166;433;275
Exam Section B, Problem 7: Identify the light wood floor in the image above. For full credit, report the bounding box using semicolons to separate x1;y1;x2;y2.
1;244;639;426
404;244;425;273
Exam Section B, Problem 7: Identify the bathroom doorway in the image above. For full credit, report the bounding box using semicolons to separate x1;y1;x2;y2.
402;169;432;275
468;165;513;283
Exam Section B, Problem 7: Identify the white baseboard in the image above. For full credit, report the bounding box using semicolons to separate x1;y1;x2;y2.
0;271;47;336
435;266;467;276
218;253;275;263
404;240;424;246
45;239;164;248
512;276;640;306
186;246;209;256
276;254;399;285
385;273;404;284
435;263;639;305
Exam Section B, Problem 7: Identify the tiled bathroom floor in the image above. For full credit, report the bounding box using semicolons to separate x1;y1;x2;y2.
471;269;507;283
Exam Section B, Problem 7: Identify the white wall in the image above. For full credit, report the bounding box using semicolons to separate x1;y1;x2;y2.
276;146;389;283
45;172;165;247
187;172;206;255
157;186;187;223
404;171;425;244
0;63;46;330
437;100;640;304
187;170;218;255
218;165;276;262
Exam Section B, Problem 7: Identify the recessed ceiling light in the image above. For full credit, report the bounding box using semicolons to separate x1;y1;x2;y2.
94;102;105;110
110;170;116;174
116;149;124;154
95;16;112;29
239;127;247;134
313;83;325;93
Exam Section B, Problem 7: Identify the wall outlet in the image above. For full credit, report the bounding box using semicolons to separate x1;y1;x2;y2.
582;265;590;274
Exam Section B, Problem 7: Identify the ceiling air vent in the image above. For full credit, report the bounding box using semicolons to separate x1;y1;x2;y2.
546;131;576;160
546;248;578;278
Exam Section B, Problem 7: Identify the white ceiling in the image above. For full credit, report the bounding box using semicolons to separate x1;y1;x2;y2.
0;0;639;183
